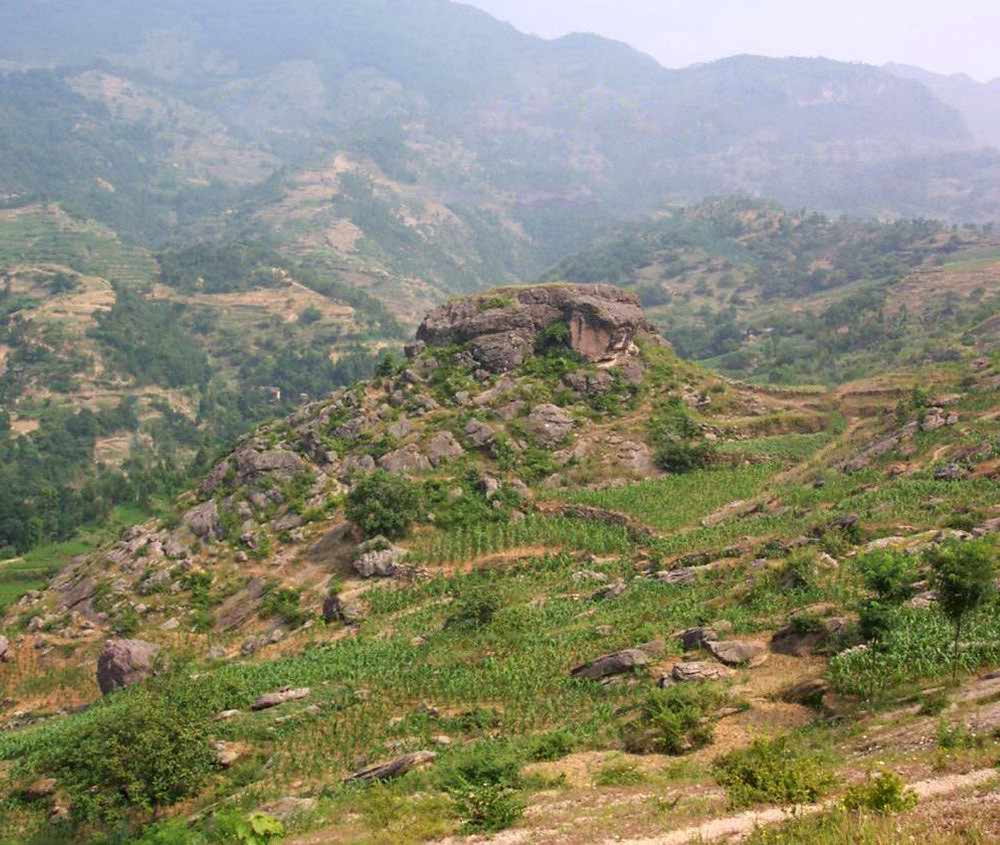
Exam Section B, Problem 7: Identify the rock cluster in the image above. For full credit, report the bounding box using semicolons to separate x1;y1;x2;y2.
416;284;655;373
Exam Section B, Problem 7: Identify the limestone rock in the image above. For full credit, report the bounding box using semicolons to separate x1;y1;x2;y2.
464;419;496;448
353;538;407;578
96;638;162;695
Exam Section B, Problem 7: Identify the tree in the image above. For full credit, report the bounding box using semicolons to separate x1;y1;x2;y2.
345;470;422;540
929;541;997;683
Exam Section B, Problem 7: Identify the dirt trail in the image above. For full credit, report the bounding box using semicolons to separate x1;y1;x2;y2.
607;768;998;845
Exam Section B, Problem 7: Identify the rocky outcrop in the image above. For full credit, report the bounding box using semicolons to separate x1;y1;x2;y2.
425;431;465;465
345;751;437;783
251;687;311;711
706;639;769;668
416;284;654;373
96;638;162;694
570;648;650;681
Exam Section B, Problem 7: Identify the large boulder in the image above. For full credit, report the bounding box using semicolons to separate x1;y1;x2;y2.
706;639;769;668
96;638;162;694
416;284;654;373
570;648;649;681
184;500;222;539
525;404;574;448
378;444;432;475
425;431;465;466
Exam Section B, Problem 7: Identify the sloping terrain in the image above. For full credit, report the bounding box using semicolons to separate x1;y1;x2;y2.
1;286;999;844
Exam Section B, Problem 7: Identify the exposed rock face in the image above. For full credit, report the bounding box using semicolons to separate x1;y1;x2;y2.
706;640;769;668
353;538;408;578
251;687;311;711
416;284;654;373
378;444;432;474
662;661;734;685
184;500;222;539
425;431;465;465
345;750;437;783
96;638;161;694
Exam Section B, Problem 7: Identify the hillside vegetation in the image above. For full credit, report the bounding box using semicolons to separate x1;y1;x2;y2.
1;286;999;844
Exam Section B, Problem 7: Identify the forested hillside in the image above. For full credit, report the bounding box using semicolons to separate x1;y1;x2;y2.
545;197;1000;383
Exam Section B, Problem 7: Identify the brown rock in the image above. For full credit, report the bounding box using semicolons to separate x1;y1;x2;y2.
345;750;437;783
24;778;57;800
378;444;432;475
525;403;574;448
96;639;162;695
425;431;465;466
570;648;650;681
706;640;769;668
251;687;311;711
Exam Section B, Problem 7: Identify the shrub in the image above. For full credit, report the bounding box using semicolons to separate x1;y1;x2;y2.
444;587;501;630
527;729;576;762
623;684;727;756
452;782;524;834
842;770;917;814
345;470;422;539
259;585;307;628
594;758;646;787
712;737;836;807
436;741;523;794
854;549;917;603
655;439;714;473
38;678;217;823
209;811;286;845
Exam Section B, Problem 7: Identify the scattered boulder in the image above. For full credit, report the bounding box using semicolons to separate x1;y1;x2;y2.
323;591;367;625
706;640;769;668
570;648;649;681
378;444;432;475
678;627;720;652
591;580;627;601
525;404;574;448
934;463;967;481
345;750;437;783
213;740;247;768
251;687;311;711
770;617;849;657
96;639;162;695
661;662;734;685
425;431;465;466
353;538;407;578
464;419;496;448
184;501;222;539
0;636;9;663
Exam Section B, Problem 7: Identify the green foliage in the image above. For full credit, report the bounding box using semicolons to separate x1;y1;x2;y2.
648;399;715;473
842;770;918;815
452;782;524;834
526;730;576;762
623;684;726;756
712;737;836;808
855;549;918;603
259;585;307;628
345;470;422;539
928;539;997;680
35;677;217;823
594;758;647;786
444;587;501;630
211;811;286;845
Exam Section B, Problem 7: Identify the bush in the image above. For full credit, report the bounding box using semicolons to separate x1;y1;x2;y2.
444;587;500;630
345;470;422;539
594;758;646;786
854;549;917;603
452;782;524;834
712;737;836;807
655;439;714;473
842;770;917;814
259;585;307;628
38;678;217;823
623;684;727;756
527;729;576;762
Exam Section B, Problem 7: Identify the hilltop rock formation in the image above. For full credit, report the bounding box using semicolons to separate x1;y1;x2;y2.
416;284;655;373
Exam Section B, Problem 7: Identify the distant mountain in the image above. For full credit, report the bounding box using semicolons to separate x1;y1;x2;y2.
0;1;998;309
885;62;1000;149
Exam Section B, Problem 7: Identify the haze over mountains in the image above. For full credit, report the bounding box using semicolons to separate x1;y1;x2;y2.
2;0;1000;308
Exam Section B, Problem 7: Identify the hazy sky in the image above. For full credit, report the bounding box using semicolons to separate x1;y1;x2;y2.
464;0;1000;82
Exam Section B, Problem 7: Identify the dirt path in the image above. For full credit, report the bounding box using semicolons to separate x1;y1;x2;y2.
607;768;998;845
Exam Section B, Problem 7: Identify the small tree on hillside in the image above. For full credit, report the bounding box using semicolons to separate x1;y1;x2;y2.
345;470;422;540
929;541;997;683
